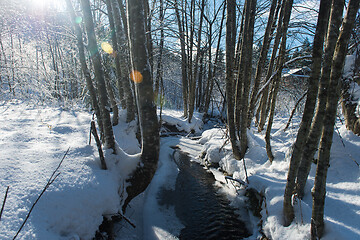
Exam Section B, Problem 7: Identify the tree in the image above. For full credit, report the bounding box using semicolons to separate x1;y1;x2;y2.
65;0;104;138
265;0;294;162
225;0;241;160
247;0;279;127
311;1;359;237
283;0;332;223
80;0;116;152
295;0;341;199
124;0;160;211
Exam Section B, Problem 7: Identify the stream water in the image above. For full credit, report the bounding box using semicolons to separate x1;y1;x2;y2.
158;150;250;240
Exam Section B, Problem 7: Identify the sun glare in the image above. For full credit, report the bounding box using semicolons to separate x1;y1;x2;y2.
28;0;64;12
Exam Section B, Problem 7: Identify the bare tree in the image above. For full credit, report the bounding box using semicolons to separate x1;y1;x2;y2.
124;0;160;211
80;0;116;152
311;1;359;238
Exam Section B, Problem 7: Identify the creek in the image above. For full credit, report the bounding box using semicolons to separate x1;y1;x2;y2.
158;149;250;240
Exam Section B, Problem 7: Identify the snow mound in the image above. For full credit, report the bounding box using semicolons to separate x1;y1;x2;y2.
0;102;139;239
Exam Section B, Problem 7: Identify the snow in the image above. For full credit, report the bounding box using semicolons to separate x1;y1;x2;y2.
0;102;140;239
1;102;359;240
196;116;360;240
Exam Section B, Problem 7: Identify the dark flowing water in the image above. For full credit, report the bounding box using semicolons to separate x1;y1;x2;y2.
158;150;250;240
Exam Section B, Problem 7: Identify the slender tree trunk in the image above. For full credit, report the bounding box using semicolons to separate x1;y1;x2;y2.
311;2;359;238
295;0;342;199
143;0;154;75
103;64;119;126
247;0;278;126
124;0;160;211
188;0;205;123
265;0;293;163
105;0;125;111
257;0;285;132
80;0;116;152
204;4;226;115
65;0;104;138
174;0;188;118
236;0;257;158
112;0;135;123
226;0;241;160
155;0;165;100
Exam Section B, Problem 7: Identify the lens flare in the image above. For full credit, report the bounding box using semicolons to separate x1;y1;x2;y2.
101;42;114;55
75;16;82;24
130;70;143;83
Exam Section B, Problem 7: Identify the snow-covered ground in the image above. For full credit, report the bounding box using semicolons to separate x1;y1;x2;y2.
0;101;359;239
197;116;360;240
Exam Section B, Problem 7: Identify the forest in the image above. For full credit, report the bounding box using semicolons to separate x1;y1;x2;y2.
0;0;359;239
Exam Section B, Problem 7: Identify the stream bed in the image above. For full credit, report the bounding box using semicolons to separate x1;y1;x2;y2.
158;149;250;240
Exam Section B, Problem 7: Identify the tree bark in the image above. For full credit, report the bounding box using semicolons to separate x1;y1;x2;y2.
295;0;342;199
311;2;359;238
247;0;278;127
257;0;285;132
188;0;206;123
80;0;116;152
225;0;241;160
65;0;104;138
173;0;188;118
105;0;125;111
235;0;257;158
265;0;293;163
124;0;160;211
112;0;135;123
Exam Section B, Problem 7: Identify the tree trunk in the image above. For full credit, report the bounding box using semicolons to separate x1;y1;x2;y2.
247;0;278;127
80;0;116;152
295;0;342;199
265;0;293;163
112;0;135;123
124;0;160;211
188;0;205;123
235;0;257;158
311;2;359;238
257;0;285;132
65;0;104;137
174;0;188;118
225;0;241;160
155;0;165;101
105;0;125;111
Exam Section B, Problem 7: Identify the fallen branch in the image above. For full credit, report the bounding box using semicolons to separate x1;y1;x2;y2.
225;176;248;187
0;186;9;221
335;124;360;167
111;212;136;229
90;121;107;170
13;148;70;240
284;91;307;132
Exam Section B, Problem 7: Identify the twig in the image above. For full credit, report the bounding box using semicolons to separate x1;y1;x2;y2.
13;148;70;240
0;186;9;221
242;157;249;184
335;125;360;167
